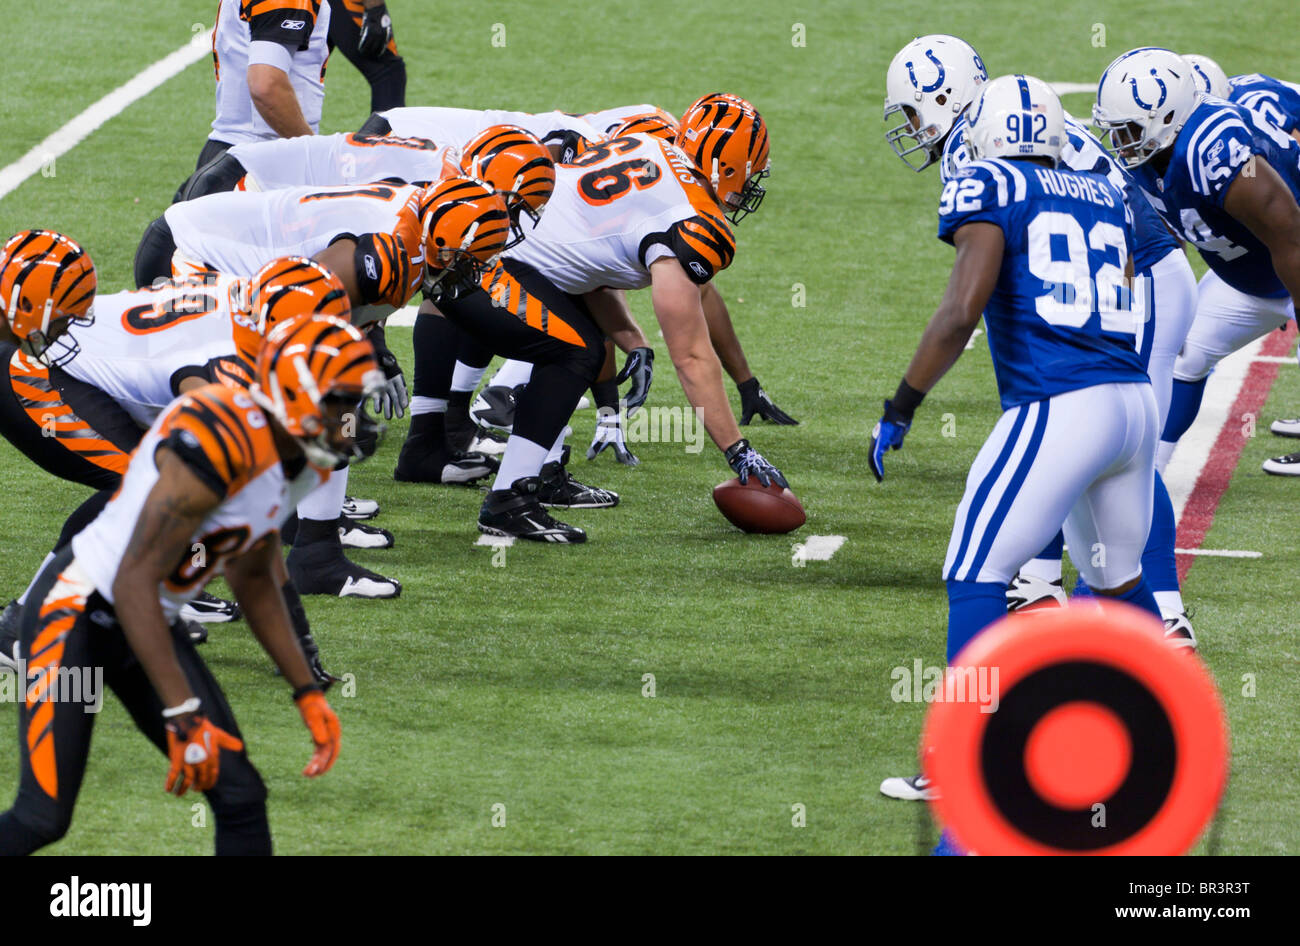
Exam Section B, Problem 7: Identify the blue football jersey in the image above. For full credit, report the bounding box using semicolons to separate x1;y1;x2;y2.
1230;73;1300;134
937;158;1147;409
942;114;1177;273
1130;97;1300;299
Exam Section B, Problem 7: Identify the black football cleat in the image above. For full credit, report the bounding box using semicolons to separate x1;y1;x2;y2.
394;434;498;485
479;478;587;543
469;383;525;433
179;590;242;624
536;458;619;509
338;518;395;549
1262;451;1300;475
183;620;209;646
446;396;478;453
342;495;380;520
287;537;402;598
470;426;508;457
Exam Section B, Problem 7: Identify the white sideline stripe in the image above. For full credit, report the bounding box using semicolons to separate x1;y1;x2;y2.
1163;337;1265;523
795;535;846;561
475;534;514;548
1252;354;1293;364
1050;82;1096;96
0;31;214;203
1174;548;1261;558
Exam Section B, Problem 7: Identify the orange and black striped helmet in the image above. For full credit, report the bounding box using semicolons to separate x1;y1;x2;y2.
0;230;97;367
610;109;680;145
677;93;771;223
251;313;385;468
418;176;512;296
235;256;352;363
458;125;555;247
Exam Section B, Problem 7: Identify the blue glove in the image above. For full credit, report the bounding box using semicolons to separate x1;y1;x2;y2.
868;400;912;482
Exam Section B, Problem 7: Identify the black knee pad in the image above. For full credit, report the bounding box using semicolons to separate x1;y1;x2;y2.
133;217;176;289
180;152;247;201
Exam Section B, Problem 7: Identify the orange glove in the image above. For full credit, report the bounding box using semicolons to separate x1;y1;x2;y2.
164;712;244;796
295;688;341;777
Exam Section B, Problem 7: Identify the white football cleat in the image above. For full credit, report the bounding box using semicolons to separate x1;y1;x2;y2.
470;427;508;457
1006;573;1068;612
338;519;395;549
1162;612;1197;650
179;590;242;624
342;495;380;520
1262;451;1300;475
1270;418;1300;438
880;773;938;801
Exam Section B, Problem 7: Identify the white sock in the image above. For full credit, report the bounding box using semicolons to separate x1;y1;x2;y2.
488;358;534;389
492;435;549;490
1155;439;1176;475
18;552;56;606
451;360;489;394
1154;590;1185;619
298;466;348;521
545;426;572;464
1020;557;1062;583
410;396;448;416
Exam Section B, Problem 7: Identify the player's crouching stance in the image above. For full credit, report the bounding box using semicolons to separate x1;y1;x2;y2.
0;315;382;855
870;77;1166;835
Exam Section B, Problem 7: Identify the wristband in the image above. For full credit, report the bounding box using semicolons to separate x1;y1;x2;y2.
890;378;926;421
162;697;202;718
724;438;751;464
293;682;323;701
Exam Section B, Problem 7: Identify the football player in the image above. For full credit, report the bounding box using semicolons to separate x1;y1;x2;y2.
401;93;790;543
871;76;1162;852
1184;54;1300;145
327;0;405;113
1094;49;1300;478
882;35;1197;645
0;314;377;855
360;105;604;164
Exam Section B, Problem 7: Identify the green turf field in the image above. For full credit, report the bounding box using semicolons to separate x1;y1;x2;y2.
0;0;1296;854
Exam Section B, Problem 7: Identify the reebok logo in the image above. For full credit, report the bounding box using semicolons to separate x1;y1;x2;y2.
689;261;708;279
50;876;151;926
364;255;378;280
281;18;306;30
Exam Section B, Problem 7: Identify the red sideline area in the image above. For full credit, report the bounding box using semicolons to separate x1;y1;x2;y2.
1176;322;1298;584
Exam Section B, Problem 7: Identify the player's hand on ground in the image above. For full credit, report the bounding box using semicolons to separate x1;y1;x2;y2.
357;4;393;59
738;377;798;425
587;414;639;465
164;710;244;796
615;347;654;416
725;438;789;489
295;688;341;777
868;400;912;482
371;349;409;419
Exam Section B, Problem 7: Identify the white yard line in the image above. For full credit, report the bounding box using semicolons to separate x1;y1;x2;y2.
1173;548;1262;558
0;29;213;203
794;535;846;562
1162;336;1266;522
1050;82;1097;96
475;534;514;548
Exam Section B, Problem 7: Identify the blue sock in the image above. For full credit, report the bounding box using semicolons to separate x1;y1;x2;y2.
1033;530;1064;562
1098;575;1161;619
934;828;967;856
1072;575;1092;598
1141;472;1180;593
945;580;1008;663
1162;377;1208;444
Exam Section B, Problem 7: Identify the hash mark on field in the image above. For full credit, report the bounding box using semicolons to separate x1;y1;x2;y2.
1174;548;1262;559
0;29;213;202
475;534;514;548
795;535;846;561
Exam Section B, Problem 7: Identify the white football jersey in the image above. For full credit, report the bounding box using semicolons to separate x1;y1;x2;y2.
377;107;602;153
504;134;736;294
230;131;454;191
210;0;331;145
581;104;664;136
72;384;327;621
63;277;245;427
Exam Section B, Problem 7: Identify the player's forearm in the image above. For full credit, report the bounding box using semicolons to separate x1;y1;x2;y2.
700;283;753;384
903;305;980;394
227;547;316;691
247;65;314;138
584;289;649;352
671;347;742;450
113;572;194;708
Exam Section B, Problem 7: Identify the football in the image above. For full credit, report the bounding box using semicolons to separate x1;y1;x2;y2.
712;477;807;534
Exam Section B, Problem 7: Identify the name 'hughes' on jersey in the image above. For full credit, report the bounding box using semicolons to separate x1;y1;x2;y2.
503;133;737;293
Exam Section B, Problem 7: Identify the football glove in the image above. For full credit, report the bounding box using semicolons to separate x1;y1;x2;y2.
868;400;912;483
296;688;341;777
587;414;639;465
725;438;789;489
370;349;408;420
164;709;244;796
356;3;393;59
615;347;654;417
738;377;798;426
